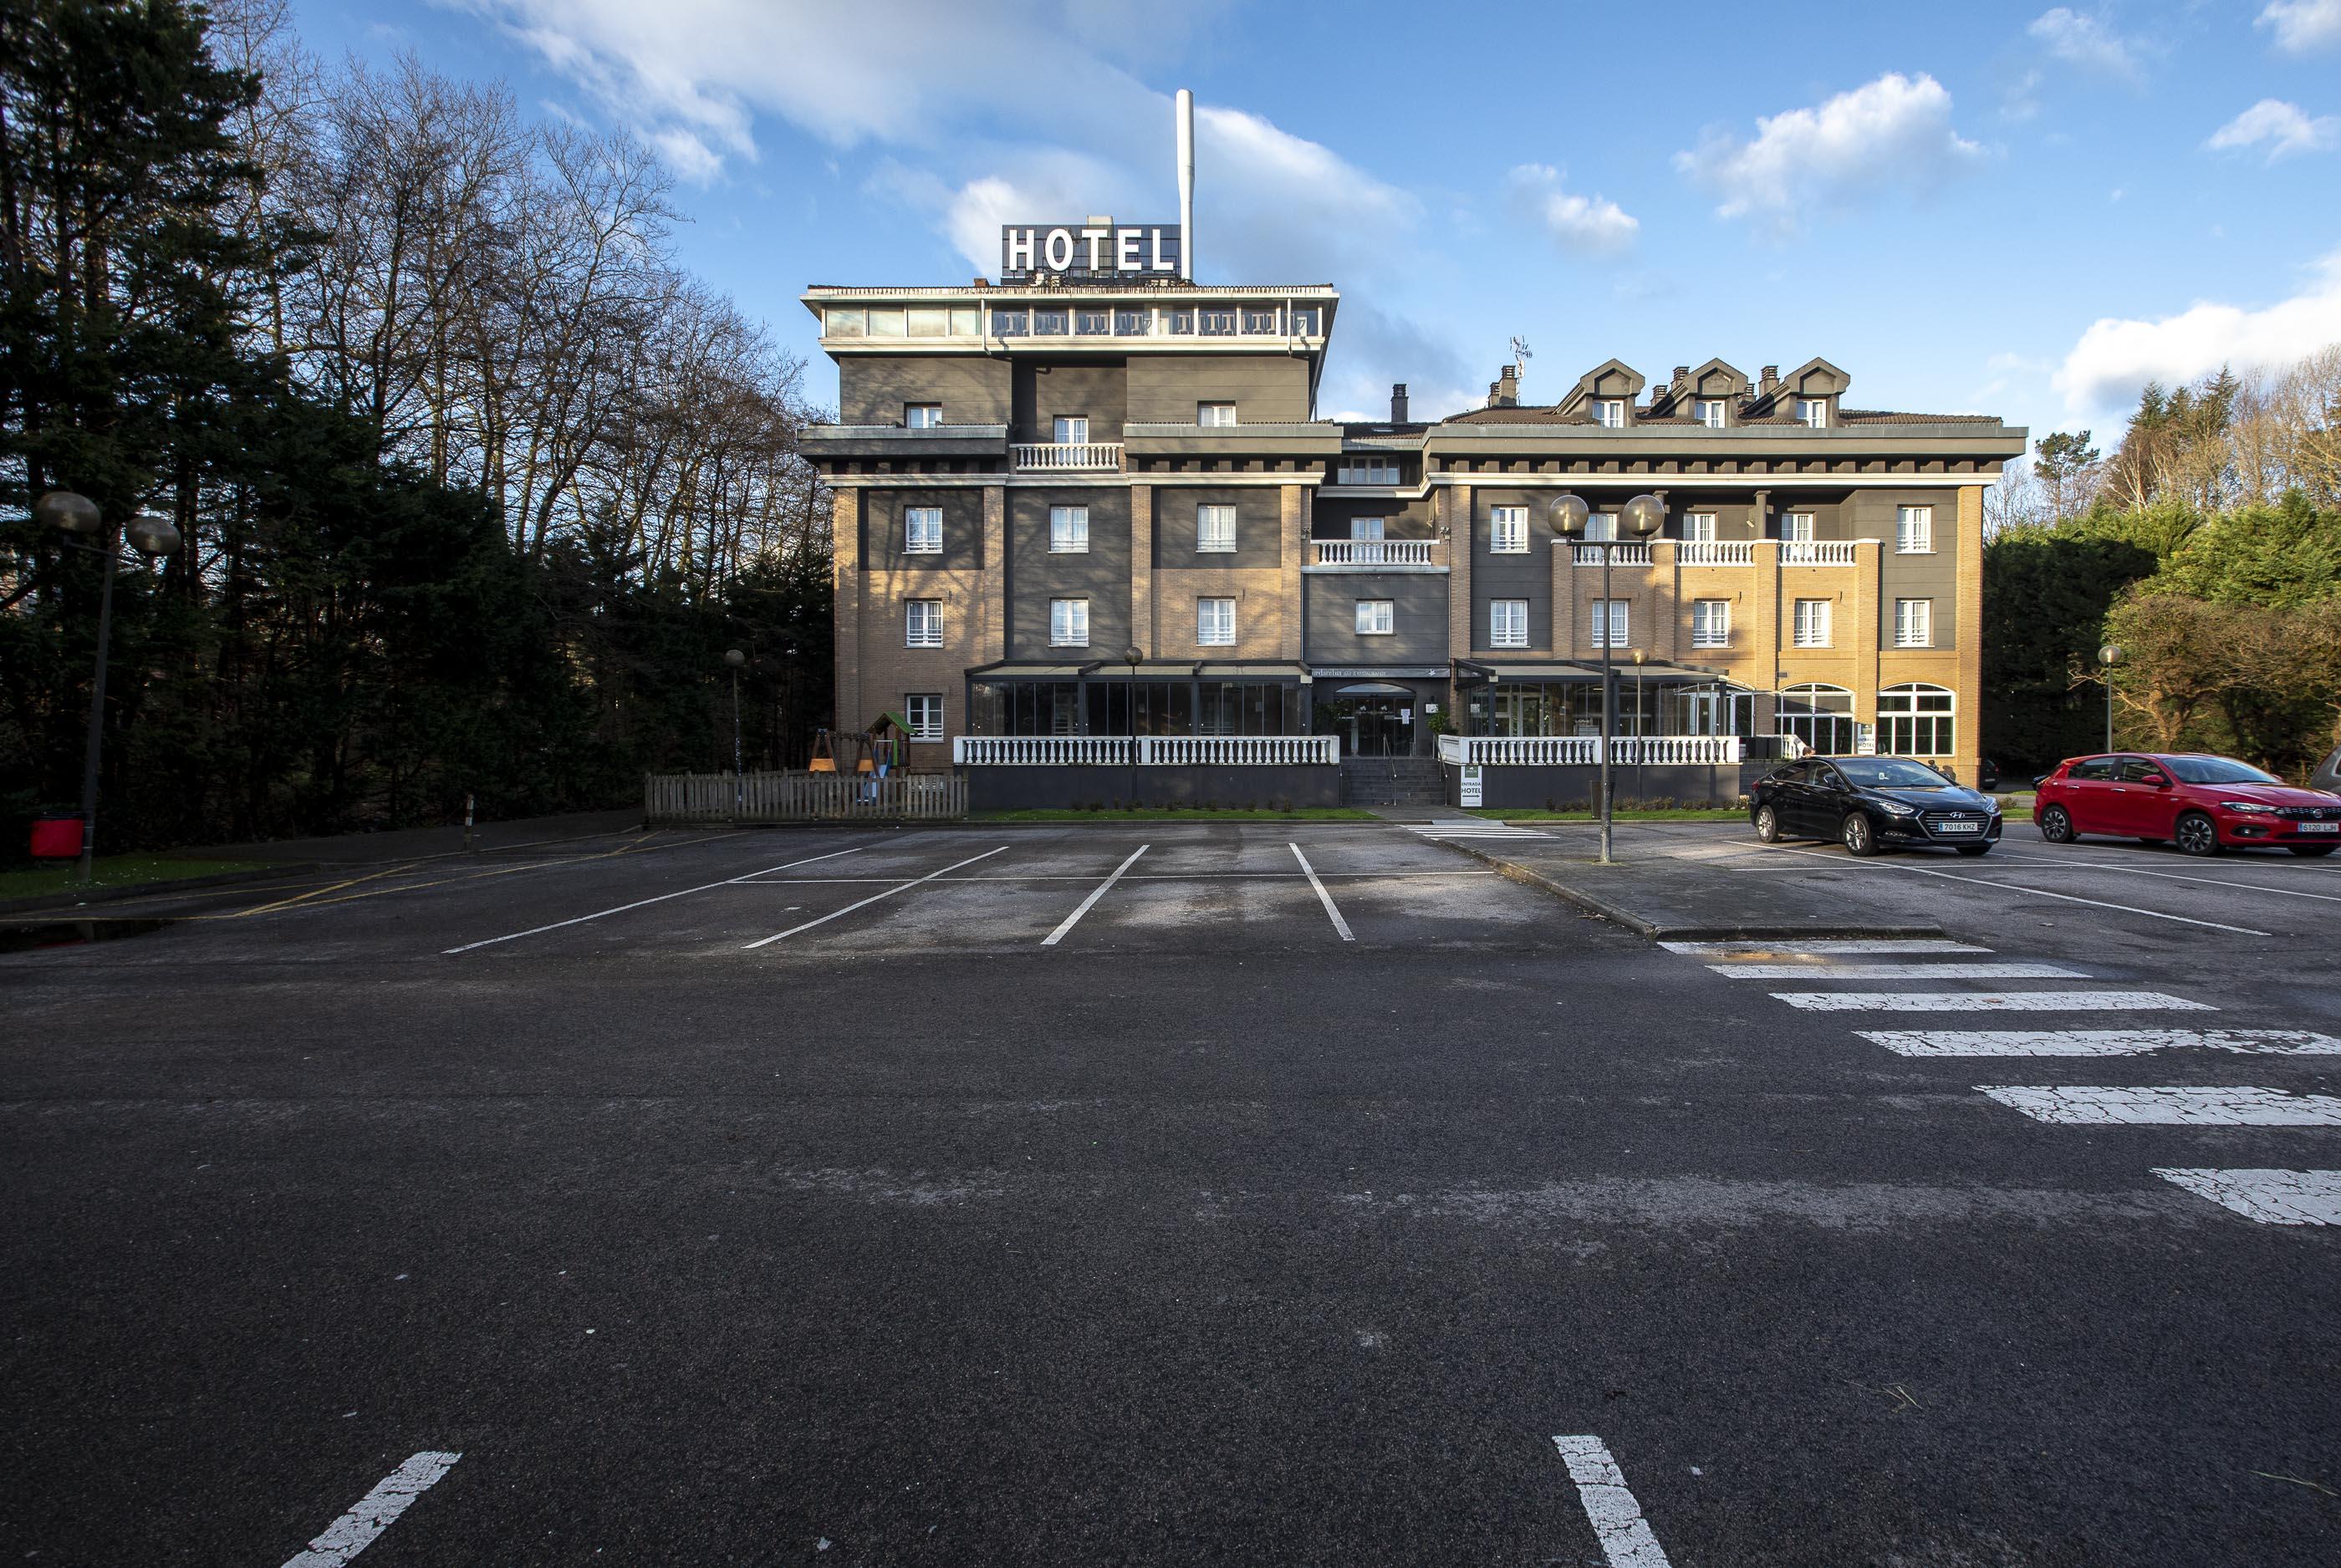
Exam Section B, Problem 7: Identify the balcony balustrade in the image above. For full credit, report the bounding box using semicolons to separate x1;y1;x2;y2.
1781;540;1859;565
1012;442;1125;472
1570;542;1653;567
1313;539;1435;566
1675;540;1755;566
954;735;1339;766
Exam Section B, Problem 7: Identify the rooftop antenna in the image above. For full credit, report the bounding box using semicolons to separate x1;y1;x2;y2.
1176;89;1195;282
1510;336;1533;379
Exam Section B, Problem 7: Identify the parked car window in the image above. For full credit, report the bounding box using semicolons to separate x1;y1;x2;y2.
2161;756;2281;785
1770;762;1809;784
2067;757;2117;781
2116;759;2167;784
1835;758;1952;788
1815;764;1849;791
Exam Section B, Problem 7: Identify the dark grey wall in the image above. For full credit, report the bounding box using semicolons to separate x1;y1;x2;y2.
1015;359;1128;442
1008;490;1130;659
861;487;985;572
1303;573;1449;665
1444;760;1767;810
839;355;1011;426
1854;490;1958;649
1125;354;1312;423
1151;486;1284;569
1469;488;1556;652
966;764;1339;810
1313;496;1436;539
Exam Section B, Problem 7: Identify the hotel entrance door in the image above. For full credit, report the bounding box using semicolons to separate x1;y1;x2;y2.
1323;685;1416;756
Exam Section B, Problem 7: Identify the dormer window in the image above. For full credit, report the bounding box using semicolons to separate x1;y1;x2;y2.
1595;400;1626;429
1796;399;1828;429
1696;400;1726;429
1197;402;1237;427
905;404;942;429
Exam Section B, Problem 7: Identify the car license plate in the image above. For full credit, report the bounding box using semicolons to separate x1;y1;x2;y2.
1936;821;1981;834
2301;822;2338;834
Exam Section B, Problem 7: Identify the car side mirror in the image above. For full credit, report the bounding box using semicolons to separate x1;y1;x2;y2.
2142;774;2170;788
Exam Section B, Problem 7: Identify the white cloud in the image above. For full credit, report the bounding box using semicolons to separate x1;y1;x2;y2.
2257;0;2341;54
2052;248;2341;411
1673;73;1985;234
2207;98;2341;160
2027;8;2145;79
1503;164;1639;255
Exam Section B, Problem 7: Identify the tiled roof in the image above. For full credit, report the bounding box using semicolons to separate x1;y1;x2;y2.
1434;405;2004;428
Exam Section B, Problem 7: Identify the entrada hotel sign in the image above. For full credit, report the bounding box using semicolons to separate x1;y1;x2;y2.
1001;223;1185;281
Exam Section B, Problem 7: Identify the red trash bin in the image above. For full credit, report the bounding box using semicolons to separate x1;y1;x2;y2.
30;813;83;859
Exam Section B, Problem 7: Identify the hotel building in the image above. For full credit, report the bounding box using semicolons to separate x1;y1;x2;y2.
798;241;2023;806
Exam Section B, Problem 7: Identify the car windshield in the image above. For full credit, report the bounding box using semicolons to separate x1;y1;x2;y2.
1834;759;1952;788
2162;756;2280;785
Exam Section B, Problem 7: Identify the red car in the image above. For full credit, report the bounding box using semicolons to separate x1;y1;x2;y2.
2033;752;2341;857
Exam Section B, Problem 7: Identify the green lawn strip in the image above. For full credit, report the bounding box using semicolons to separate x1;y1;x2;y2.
1463;807;1747;822
971;807;1379;823
0;856;273;901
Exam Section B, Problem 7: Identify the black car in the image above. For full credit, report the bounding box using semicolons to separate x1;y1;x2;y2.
1752;756;2004;857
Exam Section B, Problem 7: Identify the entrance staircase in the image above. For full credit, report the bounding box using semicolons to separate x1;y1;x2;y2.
1339;756;1446;807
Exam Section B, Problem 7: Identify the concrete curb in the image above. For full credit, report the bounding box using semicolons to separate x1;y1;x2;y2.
0;863;318;919
1446;841;1948;943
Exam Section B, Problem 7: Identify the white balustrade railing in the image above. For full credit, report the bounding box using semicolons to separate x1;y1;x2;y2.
1440;735;1746;766
1675;540;1754;566
1011;442;1125;471
1571;542;1652;566
955;734;1339;766
1781;539;1858;565
1313;539;1435;565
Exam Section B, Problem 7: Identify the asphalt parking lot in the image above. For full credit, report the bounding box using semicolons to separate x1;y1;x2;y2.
5;818;2338;1565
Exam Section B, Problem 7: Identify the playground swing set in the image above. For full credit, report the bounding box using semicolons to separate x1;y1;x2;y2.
806;714;912;779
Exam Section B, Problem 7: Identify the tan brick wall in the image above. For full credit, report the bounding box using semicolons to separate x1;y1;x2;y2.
1130;484;1155;655
1954;483;1985;785
1279;484;1308;660
832;488;861;739
980;485;1006;664
1157;566;1295;659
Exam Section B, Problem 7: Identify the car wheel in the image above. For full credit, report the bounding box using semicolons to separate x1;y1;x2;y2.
2175;811;2221;858
1754;803;1783;843
1956;843;1994;857
2289;844;2337;858
1842;812;1879;857
2038;804;2074;843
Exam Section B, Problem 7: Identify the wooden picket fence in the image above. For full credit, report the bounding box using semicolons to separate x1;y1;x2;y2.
645;770;966;823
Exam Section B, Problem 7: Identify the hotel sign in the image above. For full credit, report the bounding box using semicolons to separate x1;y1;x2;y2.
1001;223;1184;281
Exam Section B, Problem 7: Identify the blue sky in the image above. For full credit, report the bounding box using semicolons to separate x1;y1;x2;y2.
290;0;2341;449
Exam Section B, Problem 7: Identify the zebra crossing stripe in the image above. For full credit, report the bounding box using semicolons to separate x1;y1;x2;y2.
1857;1028;2341;1056
1772;990;2214;1013
1708;961;2086;980
2152;1168;2341;1225
1660;939;1991;955
1978;1085;2341;1126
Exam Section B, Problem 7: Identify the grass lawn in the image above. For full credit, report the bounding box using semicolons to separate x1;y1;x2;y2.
0;856;272;903
1464;807;1747;822
972;807;1380;823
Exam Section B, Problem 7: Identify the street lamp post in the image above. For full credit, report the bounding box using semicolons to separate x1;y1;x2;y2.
1632;649;1649;808
1549;492;1664;863
1122;645;1143;809
38;491;182;883
723;649;746;812
2099;644;2122;751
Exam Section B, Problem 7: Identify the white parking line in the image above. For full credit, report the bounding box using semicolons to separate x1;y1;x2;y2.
1857;1027;2341;1056
280;1451;461;1567
743;847;1007;948
1551;1435;1673;1568
2153;1168;2341;1224
1041;844;1150;947
1965;853;2341;904
1757;843;2272;936
1981;1085;2341;1125
1661;939;1991;955
441;846;869;954
1772;990;2214;1013
1708;961;2086;980
1288;843;1355;942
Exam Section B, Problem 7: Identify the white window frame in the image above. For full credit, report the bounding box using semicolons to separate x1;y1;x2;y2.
1196;503;1237;554
1894;598;1933;648
1196;401;1237;427
1696;399;1726;429
1595;400;1625;429
1683;512;1717;542
1782;512;1815;542
1053;415;1089;445
1049;597;1090;648
1691;598;1730;648
1792;597;1832;648
1356;599;1394;635
904;404;942;430
1489;506;1529;554
1895;505;1934;554
1879;683;1956;757
904;506;942;555
1196;597;1236;646
1590;598;1628;648
905;599;942;648
905;694;944;741
1349;517;1385;542
1048;505;1089;554
1490;598;1529;648
1586;512;1618;542
1796;398;1828;429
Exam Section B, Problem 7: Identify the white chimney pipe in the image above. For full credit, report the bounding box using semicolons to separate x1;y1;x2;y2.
1176;88;1195;282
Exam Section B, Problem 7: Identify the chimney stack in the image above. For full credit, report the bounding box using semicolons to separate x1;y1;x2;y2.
1390;383;1410;423
1759;364;1780;393
1489;364;1519;408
